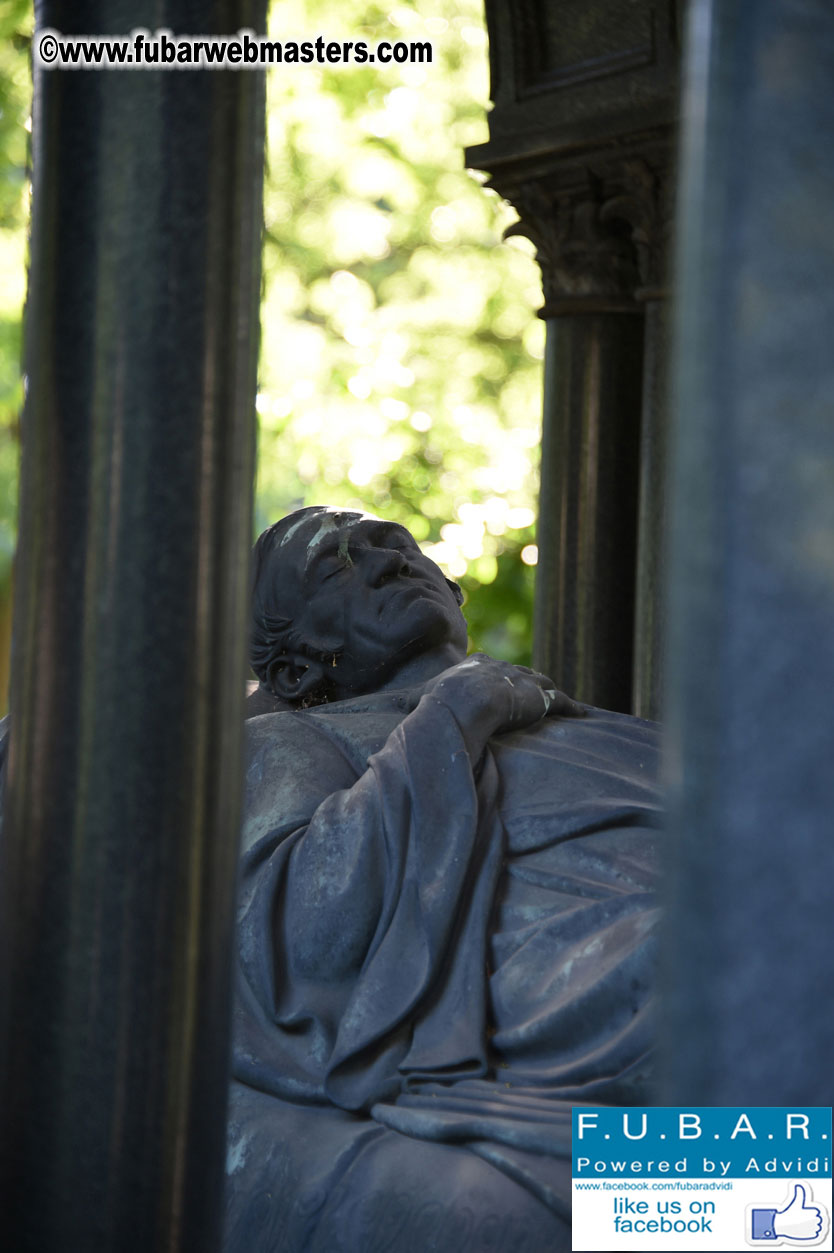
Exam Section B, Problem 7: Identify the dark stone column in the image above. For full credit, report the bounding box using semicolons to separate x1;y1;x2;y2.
534;309;644;712
468;2;680;714
663;0;834;1103
511;178;652;712
632;296;670;721
633;167;674;722
0;3;266;1250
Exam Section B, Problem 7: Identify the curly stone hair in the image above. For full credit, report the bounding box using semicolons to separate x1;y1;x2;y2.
250;506;464;707
249;508;345;692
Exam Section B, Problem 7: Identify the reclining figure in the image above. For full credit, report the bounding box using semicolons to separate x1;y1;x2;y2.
225;506;662;1253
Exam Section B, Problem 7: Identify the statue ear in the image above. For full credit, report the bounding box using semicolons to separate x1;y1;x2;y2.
265;653;328;704
445;577;464;607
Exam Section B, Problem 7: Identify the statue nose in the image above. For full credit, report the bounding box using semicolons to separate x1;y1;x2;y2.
370;550;410;588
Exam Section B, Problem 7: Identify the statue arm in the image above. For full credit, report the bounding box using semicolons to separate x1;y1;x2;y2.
279;657;579;981
237;659;580;1107
281;692;486;982
237;697;491;1105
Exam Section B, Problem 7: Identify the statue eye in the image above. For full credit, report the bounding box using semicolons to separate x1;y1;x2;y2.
318;552;351;581
385;529;416;553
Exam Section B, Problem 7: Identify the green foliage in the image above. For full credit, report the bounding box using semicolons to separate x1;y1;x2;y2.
0;0;545;662
258;0;544;662
0;1;30;574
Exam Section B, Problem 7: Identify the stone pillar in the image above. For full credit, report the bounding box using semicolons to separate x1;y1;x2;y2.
663;0;834;1103
631;297;668;719
0;3;266;1250
632;167;675;722
468;0;680;714
510;172;664;713
534;305;644;713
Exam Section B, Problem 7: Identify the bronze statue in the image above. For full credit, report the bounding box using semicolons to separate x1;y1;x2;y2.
226;506;662;1253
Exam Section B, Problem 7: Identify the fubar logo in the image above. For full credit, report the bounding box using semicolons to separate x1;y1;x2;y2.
578;1111;819;1141
571;1107;832;1252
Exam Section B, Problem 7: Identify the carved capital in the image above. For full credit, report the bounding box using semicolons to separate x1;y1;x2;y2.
503;158;671;315
611;157;675;298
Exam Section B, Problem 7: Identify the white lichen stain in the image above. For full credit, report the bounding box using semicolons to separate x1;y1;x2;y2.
226;1131;252;1176
305;513;349;556
280;505;375;554
279;513;314;546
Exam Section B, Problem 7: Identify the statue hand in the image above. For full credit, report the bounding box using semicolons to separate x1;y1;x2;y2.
422;653;584;741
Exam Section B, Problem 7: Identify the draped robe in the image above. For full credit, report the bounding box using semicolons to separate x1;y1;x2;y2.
226;685;662;1253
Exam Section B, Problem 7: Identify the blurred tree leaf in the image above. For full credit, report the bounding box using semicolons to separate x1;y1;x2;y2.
0;0;30;586
0;0;545;671
258;0;544;662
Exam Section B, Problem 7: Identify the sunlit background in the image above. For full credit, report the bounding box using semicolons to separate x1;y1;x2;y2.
0;0;546;710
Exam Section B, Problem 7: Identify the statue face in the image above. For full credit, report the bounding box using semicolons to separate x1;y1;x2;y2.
270;508;468;694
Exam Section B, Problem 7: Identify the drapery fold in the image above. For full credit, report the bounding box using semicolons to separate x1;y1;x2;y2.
228;685;662;1248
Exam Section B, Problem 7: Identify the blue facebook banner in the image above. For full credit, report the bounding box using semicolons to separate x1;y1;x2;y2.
572;1107;832;1179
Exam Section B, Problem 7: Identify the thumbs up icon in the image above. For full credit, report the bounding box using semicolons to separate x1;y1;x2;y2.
751;1183;827;1243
